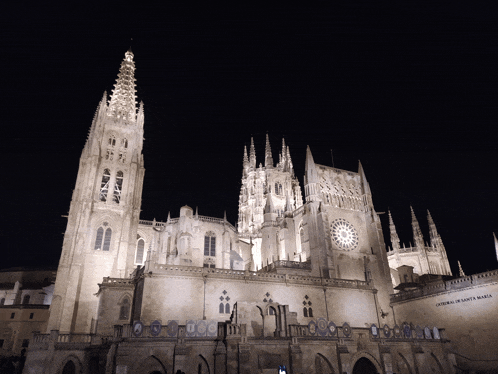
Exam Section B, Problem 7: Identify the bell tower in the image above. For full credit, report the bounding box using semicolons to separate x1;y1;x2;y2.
47;50;145;333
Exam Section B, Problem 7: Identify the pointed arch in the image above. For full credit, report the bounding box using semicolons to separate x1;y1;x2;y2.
94;227;104;250
430;352;444;373
315;353;335;374
99;169;111;201
397;352;413;374
119;294;132;321
135;238;145;264
113;171;124;203
350;352;382;374
197;354;211;374
103;228;112;251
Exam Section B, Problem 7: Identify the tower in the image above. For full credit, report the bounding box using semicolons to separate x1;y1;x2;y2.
47;50;145;333
237;135;303;269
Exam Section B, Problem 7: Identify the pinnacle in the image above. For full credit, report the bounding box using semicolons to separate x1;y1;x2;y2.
108;50;137;122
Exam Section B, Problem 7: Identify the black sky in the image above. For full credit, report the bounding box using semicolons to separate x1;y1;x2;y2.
1;3;497;275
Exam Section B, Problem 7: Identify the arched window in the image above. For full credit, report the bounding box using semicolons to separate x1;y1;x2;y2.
94;227;104;250
99;169;111;202
22;295;30;305
308;307;313;317
225;303;230;314
267;307;275;315
95;224;112;251
303;307;308;317
103;228;112;251
122;138;128;148
113;171;123;203
299;226;305;252
204;232;216;257
275;183;278;194
135;238;145;264
119;298;130;320
279;184;282;195
219;303;224;314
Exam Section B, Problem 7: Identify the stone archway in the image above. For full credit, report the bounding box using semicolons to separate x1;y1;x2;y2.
62;361;76;374
352;357;379;374
315;353;335;374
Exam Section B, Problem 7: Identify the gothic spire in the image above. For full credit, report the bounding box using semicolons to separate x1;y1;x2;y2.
427;210;440;245
264;133;273;168
108;49;137;122
388;210;401;251
249;137;256;168
494;232;498;262
279;138;287;170
458;260;466;277
304;146;320;203
286;146;294;174
411;206;425;248
358;160;372;196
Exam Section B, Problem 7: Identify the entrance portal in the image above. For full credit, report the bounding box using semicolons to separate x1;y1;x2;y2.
352;357;379;374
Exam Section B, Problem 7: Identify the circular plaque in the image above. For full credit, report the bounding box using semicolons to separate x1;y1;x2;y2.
394;325;401;338
424;326;432;339
433;326;440;340
166;320;178;337
328;321;337;337
383;324;391;338
331;218;359;250
316;318;328;336
197;320;207;336
415;325;423;339
371;324;378;337
342;322;352;337
308;321;317;336
207;320;218;336
150;320;162;337
403;324;412;338
132;320;144;337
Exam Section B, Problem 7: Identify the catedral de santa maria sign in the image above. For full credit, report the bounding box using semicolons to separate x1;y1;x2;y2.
435;294;493;307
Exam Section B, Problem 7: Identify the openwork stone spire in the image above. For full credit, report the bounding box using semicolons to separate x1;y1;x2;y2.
264;133;273;167
411;206;425;248
458;260;466;277
388;210;401;251
108;49;137;122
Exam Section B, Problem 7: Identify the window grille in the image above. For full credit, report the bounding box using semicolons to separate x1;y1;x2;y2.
113;171;123;203
204;234;216;257
99;169;111;201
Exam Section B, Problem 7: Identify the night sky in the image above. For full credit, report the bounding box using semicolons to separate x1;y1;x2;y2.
1;3;497;276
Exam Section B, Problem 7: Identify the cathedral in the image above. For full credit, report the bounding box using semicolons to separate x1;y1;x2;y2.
22;50;498;374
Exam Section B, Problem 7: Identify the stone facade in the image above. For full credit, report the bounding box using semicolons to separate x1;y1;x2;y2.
21;50;498;374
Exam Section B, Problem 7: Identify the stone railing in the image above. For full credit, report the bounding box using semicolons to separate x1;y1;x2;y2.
391;269;498;303
30;331;111;351
261;260;312;272
101;277;134;286
139;216;236;232
150;263;372;290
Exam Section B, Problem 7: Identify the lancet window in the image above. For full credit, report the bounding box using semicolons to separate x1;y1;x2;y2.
119;297;130;320
303;295;313;317
23;295;30;305
108;136;116;147
99;169;111;202
94;223;112;251
113;171;123;203
204;232;216;257
135;237;145;264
